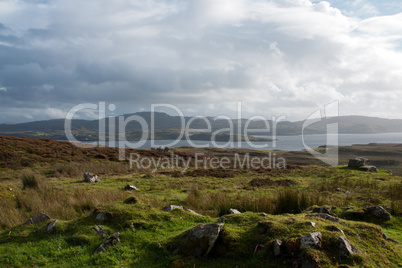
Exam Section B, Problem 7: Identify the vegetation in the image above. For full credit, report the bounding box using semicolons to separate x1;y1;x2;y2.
0;136;400;267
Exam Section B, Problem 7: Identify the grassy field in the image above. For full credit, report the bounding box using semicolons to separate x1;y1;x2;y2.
0;136;401;267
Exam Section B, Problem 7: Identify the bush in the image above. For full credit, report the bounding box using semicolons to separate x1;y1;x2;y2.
21;172;39;189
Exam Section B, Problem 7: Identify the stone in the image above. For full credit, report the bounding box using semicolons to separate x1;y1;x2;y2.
179;223;224;257
332;226;346;237
306;213;343;224
228;208;241;214
93;225;108;238
185;209;202;216
124;184;140;191
319;206;332;214
162;205;183;212
382;233;399;244
261;212;268;217
306;221;316;227
93;232;120;255
27;212;51;224
348;158;367;168
47;220;57;234
273;239;282;256
95;212;110;222
123;197;138;204
363;206;391;221
300;232;322;249
83;172;100;183
359;166;378;172
216;216;225;223
338;236;361;256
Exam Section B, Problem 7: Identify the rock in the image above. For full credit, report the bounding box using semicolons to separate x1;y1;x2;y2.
185;209;202;216
93;232;120;255
331;226;345;237
300;232;322;249
306;221;316;227
338;236;361;256
363;206;391;221
306;213;343;223
47;220;57;234
273;239;282;256
313;206;331;214
124;185;140;191
123;196;138;204
348;158;367;168
216;216;225;223
83;172;100;183
93;226;108;238
228;208;241;214
261;212;268;217
27;212;51;224
383;233;399;244
95;212;110;222
359;166;378;172
179;223;224;257
162;205;183;212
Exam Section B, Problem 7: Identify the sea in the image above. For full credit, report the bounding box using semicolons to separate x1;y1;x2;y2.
86;132;402;151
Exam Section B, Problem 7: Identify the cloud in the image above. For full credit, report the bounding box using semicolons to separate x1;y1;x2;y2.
0;0;402;123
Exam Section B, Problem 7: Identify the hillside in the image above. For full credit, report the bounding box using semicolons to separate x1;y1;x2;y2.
0;136;401;267
1;113;402;141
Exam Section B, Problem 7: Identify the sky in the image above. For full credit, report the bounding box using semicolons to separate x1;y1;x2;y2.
1;0;402;123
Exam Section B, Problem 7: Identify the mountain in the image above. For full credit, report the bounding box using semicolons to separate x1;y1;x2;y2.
0;113;401;141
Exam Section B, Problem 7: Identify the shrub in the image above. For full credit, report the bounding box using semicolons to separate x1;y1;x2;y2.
21;172;39;189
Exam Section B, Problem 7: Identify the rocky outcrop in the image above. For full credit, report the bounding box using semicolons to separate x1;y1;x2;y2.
93;232;120;255
83;172;100;183
27;212;50;224
363;206;391;221
179;223;224;257
306;213;343;223
300;232;322;249
348;158;367;168
229;208;241;214
359;166;378;172
162;205;183;212
337;236;361;256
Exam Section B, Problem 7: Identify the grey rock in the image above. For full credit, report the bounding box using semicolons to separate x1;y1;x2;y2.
332;226;346;237
306;213;343;223
185;209;202;216
348;157;367;168
359;166;378;172
180;223;224;257
96;213;109;222
162;205;183;212
364;206;391;221
338;236;361;256
47;220;57;234
261;212;268;217
27;212;51;224
93;232;120;255
229;208;241;214
83;172;100;183
300;232;322;249
306;221;316;227
93;225;108;238
124;185;140;191
273;239;282;256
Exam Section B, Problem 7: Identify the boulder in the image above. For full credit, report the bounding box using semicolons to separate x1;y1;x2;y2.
47;220;58;234
300;232;322;249
162;205;183;212
27;212;51;224
348;158;367;168
93;225;108;238
124;185;140;191
363;206;391;221
93;232;120;255
185;209;203;216
228;208;241;214
306;213;343;224
337;236;361;256
179;223;224;257
359;166;377;172
83;172;100;183
273;239;282;256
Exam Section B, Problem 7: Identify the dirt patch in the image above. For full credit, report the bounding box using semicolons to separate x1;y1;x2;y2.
249;178;298;187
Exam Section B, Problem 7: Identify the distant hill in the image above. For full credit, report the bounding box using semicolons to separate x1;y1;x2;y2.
0;113;401;141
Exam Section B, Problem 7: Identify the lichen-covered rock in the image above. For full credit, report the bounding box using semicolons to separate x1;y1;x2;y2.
179;223;224;257
83;172;100;183
93;232;120;255
27;212;50;224
363;206;391;221
337;236;361;256
228;208;241;214
300;232;322;249
162;205;183;212
47;220;57;234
